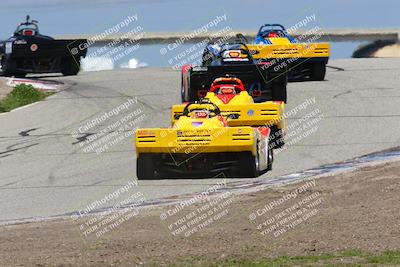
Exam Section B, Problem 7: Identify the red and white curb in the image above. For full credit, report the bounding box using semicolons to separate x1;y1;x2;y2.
6;78;64;91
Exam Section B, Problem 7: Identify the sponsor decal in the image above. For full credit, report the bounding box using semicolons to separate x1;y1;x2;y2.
30;43;38;52
137;130;155;136
14;40;27;45
192;66;208;72
247;109;255;116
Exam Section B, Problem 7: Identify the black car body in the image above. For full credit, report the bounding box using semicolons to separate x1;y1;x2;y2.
181;40;288;103
0;16;88;77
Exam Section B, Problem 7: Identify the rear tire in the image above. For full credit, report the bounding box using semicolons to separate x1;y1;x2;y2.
1;57;16;77
136;154;156;180
311;62;326;81
240;150;260;178
62;58;80;76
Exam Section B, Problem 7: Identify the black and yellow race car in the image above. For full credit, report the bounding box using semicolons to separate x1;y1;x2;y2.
181;40;288;104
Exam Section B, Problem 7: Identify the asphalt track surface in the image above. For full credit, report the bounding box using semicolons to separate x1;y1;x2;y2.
0;58;399;222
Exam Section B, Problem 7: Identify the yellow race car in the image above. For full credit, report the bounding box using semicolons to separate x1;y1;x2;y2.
248;24;329;81
135;78;285;179
172;77;285;142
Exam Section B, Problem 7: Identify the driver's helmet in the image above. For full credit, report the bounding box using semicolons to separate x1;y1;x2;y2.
217;86;236;95
267;32;279;38
207;43;221;56
19;28;36;36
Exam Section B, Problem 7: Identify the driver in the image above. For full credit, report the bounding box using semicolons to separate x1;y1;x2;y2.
14;16;39;37
267;31;279;38
216;86;236;95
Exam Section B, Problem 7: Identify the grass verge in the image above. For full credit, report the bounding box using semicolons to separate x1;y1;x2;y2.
0;84;52;113
171;250;400;267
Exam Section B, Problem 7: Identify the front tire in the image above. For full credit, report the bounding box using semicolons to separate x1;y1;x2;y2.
136;154;156;180
62;57;80;76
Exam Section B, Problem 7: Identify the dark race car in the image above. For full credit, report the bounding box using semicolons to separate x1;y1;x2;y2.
181;38;288;104
0;16;88;77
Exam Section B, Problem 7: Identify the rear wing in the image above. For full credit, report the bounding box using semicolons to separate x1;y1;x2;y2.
247;43;329;59
2;39;88;58
135;127;256;155
171;101;285;129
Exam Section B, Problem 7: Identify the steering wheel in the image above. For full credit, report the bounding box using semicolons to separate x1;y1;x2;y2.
182;99;221;117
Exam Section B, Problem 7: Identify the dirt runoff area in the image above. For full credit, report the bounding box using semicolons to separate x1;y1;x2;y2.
1;159;400;267
0;77;13;101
